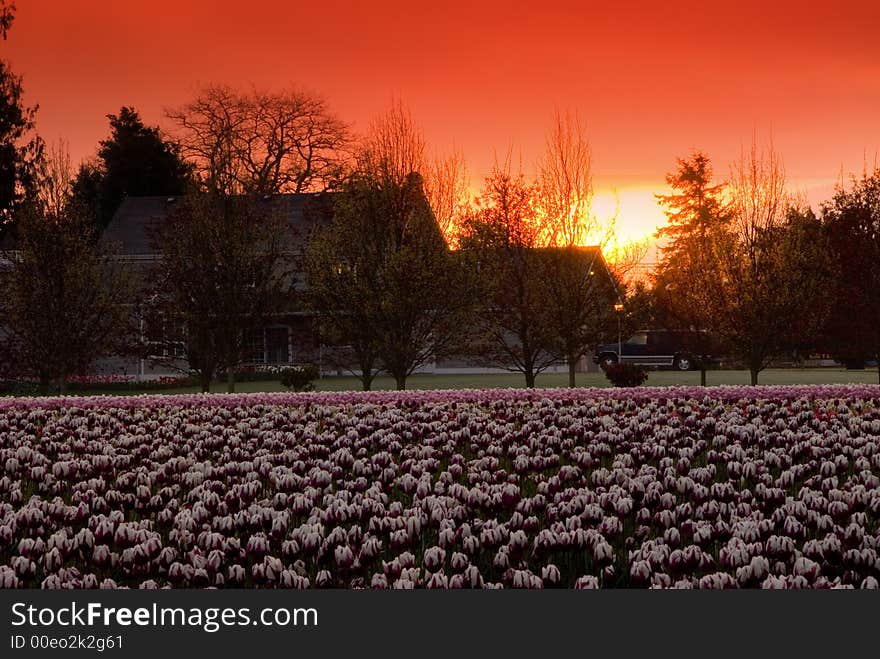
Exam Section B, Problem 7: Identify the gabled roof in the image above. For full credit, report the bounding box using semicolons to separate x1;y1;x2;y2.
101;193;336;256
470;243;614;279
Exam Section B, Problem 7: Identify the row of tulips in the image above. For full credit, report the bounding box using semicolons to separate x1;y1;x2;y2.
5;383;880;411
1;386;879;588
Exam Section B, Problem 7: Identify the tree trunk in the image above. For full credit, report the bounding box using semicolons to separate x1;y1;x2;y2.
39;376;51;396
394;373;407;391
360;359;374;391
200;371;211;393
567;356;577;388
524;369;536;389
58;378;68;395
700;368;707;387
226;363;236;393
750;368;759;386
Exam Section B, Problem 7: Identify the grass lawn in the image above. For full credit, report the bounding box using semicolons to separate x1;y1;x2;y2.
43;367;880;397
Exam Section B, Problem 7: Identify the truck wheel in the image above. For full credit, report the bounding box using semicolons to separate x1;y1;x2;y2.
599;354;618;368
673;355;693;371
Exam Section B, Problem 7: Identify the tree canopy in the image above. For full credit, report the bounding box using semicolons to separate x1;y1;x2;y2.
820;168;880;378
0;200;134;393
306;170;472;391
148;193;289;392
0;0;14;40
72;107;192;231
458;163;556;388
166;85;350;196
0;0;42;237
652;152;730;382
305;103;476;390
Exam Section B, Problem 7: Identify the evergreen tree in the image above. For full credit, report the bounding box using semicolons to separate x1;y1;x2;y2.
72;107;192;231
653;152;730;384
655;151;728;268
0;1;42;238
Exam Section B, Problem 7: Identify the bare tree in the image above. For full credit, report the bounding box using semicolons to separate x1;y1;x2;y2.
359;99;426;189
364;102;472;246
538;109;596;247
35;139;72;218
536;110;619;386
166;84;350;196
607;235;651;286
363;102;472;246
728;140;788;252
424;146;471;246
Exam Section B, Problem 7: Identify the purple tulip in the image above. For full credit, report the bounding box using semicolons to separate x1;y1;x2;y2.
426;571;449;589
227;564;246;585
334;545;355;570
451;552;469;572
574;575;599;589
315;570;333;588
541;564;561;585
0;566;19;588
792;557;821;582
423;546;446;572
860;576;878;589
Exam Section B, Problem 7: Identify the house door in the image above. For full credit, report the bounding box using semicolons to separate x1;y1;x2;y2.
265;326;290;364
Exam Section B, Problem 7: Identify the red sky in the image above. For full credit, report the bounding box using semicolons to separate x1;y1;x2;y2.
4;0;880;250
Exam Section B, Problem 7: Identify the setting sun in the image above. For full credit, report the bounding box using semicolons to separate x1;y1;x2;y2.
592;187;666;246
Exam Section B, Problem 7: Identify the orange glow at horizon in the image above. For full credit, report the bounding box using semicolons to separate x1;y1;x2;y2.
592;188;664;246
4;0;878;253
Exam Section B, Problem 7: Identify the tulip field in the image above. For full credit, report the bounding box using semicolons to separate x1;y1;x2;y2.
1;385;879;589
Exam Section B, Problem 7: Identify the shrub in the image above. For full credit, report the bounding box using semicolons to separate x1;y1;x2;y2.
0;380;47;396
601;362;648;387
232;364;293;382
280;364;320;391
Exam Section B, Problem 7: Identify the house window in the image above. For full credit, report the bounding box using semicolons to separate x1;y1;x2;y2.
243;326;291;365
244;328;266;364
144;310;187;359
265;326;290;364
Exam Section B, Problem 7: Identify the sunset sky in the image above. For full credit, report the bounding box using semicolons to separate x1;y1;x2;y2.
4;0;880;253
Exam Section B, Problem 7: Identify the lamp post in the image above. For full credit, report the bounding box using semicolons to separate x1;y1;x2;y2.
614;303;624;361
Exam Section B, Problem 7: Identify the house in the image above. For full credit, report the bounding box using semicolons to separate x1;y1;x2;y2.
94;193;334;379
2;192;618;381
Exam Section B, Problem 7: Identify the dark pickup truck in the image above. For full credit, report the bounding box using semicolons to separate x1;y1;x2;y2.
593;329;719;371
